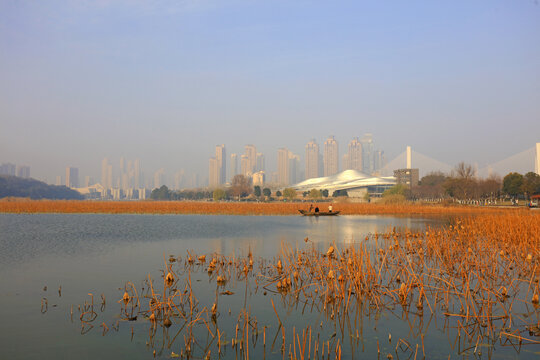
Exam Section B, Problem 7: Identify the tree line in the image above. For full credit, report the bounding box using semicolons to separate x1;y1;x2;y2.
411;162;540;200
151;175;350;201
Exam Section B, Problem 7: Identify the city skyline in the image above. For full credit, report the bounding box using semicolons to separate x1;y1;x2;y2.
2;1;540;186
4;137;540;190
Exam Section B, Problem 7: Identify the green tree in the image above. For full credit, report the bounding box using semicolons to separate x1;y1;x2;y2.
382;184;408;197
276;190;282;197
253;185;261;197
502;172;524;196
416;172;447;198
521;172;540;197
213;188;227;201
263;188;272;197
308;189;321;199
321;189;329;198
283;188;297;200
151;185;171;200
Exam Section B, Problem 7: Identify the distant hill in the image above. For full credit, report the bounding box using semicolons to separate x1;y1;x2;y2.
0;175;84;200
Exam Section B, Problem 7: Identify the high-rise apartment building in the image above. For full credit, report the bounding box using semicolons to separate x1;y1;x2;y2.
215;145;226;185
342;154;349;171
373;150;386;172
230;153;238;180
0;163;16;176
101;158;111;189
65;167;79;188
324;136;339;176
84;176;93;188
107;165;112;189
16;165;30;178
534;143;540;175
256;152;265;172
154;168;165;189
289;153;300;184
277;148;290;185
208;157;219;188
134;159;141;189
174;169;185;190
361;133;374;174
240;155;249;176
244;144;257;175
305;139;320;180
252;171;265;186
347;137;363;172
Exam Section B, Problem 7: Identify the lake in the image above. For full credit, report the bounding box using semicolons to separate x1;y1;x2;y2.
0;214;535;359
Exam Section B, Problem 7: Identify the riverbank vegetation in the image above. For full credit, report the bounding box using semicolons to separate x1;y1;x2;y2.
67;211;540;359
0;199;523;216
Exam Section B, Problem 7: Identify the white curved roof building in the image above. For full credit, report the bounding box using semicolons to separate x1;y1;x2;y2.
292;169;396;197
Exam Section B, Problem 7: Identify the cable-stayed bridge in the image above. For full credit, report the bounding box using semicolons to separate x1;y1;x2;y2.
378;144;539;178
478;147;537;178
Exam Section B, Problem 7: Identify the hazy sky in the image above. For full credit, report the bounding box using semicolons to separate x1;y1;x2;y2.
1;0;539;184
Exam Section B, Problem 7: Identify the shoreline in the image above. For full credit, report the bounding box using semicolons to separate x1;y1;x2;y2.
0;200;527;216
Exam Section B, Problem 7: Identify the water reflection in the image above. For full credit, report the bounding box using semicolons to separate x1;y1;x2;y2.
0;213;445;360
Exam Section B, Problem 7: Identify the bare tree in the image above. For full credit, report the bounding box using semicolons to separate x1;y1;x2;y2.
454;162;475;180
229;175;252;198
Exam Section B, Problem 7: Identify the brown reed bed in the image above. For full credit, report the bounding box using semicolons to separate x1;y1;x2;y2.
65;211;539;359
0;199;521;216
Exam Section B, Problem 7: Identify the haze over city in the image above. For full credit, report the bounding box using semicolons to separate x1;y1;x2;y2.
1;0;539;186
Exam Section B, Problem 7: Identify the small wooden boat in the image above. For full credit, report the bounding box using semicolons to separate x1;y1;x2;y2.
298;209;340;216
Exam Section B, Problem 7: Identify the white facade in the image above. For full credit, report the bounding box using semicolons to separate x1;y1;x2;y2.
293;169;395;196
534;143;540;175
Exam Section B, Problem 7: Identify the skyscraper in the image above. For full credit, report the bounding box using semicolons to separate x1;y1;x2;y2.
0;163;16;176
134;158;141;189
373;150;386;172
107;164;112;189
289;153;300;184
65;167;79;188
534;143;540;175
16;165;30;178
305;139;320;180
230;153;238;180
174;169;185;190
342;154;349;171
101;158;110;189
244;144;257;175
215;144;226;185
277;148;290;185
361;133;374;174
240;155;249;176
348;137;363;171
208;157;219;188
324;136;339;176
256;152;265;172
154;168;165;189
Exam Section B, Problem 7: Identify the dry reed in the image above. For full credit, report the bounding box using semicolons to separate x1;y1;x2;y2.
66;211;539;359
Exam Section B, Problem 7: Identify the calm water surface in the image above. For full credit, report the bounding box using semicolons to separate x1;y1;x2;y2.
0;214;534;359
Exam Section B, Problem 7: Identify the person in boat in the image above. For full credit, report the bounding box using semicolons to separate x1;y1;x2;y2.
309;203;314;212
314;206;319;213
328;204;333;212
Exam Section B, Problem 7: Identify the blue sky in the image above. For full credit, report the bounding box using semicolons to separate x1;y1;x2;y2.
1;0;539;184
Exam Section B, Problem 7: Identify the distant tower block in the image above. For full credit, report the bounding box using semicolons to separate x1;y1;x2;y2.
536;143;540;175
406;146;412;169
